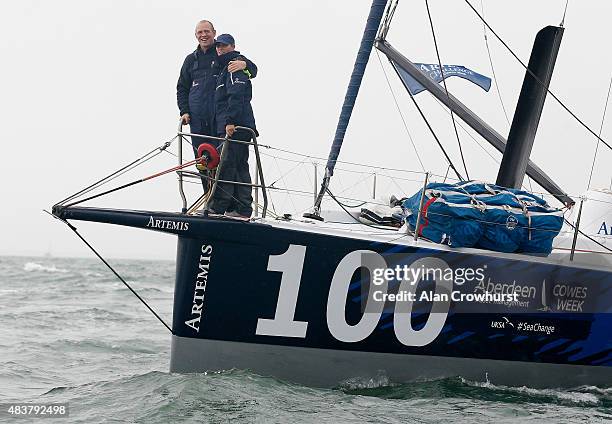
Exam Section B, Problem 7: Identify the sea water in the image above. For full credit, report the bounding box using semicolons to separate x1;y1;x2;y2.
1;256;610;423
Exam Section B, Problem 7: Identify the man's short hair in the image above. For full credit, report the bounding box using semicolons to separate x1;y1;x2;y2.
196;20;215;31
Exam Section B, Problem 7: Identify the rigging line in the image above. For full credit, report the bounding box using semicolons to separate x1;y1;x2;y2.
265;174;278;216
378;169;411;197
272;186;388;207
587;74;612;190
564;217;612;254
162;149;179;159
378;0;399;39
268;157;308;188
560;0;570;27
262;150;419;179
472;4;536;213
336;171;380;196
479;0;511;127
430;93;534;191
270;155;298;213
525;171;534;193
266;145;426;175
389;60;465;181
61;150;163;205
186;171;282;219
63;157;200;208
215;182;281;219
46;213;173;334
425;0;470;179
183;167;283;219
375;50;426;171
56;136;177;206
463;0;612;153
71;149;168;201
443;164;451;183
182;176;280;212
430;95;499;163
301;160;315;193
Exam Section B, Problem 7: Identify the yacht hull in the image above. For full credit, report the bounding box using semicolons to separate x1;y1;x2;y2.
170;336;610;388
169;217;611;388
54;207;612;388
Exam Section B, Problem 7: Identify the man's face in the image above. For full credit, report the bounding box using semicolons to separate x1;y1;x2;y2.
195;22;216;49
216;43;234;55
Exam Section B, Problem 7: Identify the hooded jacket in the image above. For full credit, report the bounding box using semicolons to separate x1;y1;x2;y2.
214;50;257;135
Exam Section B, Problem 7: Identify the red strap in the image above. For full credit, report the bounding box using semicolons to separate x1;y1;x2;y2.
419;197;437;236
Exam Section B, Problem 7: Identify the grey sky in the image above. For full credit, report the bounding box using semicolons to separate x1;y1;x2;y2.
1;0;611;259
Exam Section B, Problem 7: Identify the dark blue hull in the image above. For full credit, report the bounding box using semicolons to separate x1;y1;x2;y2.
55;206;612;387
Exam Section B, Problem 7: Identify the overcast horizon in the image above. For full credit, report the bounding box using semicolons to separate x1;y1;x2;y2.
2;0;611;260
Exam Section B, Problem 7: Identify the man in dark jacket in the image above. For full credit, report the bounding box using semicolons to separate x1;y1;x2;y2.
207;34;257;218
176;20;257;187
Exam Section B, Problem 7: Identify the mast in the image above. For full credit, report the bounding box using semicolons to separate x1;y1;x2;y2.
306;0;388;219
496;26;565;189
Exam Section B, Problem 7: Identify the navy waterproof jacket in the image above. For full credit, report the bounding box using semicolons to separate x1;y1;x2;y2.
176;45;257;133
214;50;257;136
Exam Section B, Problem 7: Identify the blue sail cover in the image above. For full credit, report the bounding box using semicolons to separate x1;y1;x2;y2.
402;181;564;254
395;63;492;95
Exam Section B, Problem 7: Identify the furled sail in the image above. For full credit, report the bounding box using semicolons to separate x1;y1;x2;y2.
323;0;388;177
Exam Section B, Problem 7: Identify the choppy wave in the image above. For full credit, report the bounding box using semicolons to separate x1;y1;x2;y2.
23;262;69;273
1;255;610;423
462;377;602;405
31;370;611;423
337;372;393;390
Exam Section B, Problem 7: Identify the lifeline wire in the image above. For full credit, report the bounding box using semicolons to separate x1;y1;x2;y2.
425;0;470;180
463;0;612;153
264;144;425;175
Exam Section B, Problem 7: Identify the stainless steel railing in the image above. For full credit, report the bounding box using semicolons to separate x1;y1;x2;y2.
177;120;268;218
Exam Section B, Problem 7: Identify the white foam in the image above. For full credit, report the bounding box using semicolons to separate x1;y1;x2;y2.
23;262;68;273
339;373;393;390
0;289;19;296
461;377;601;405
